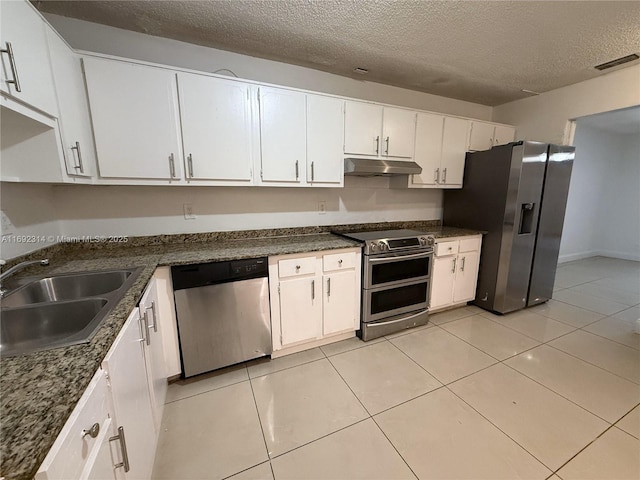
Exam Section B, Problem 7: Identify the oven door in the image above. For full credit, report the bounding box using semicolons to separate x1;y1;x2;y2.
363;277;430;323
364;250;431;289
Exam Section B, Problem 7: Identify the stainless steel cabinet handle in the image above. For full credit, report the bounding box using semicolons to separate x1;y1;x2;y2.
82;423;100;438
295;160;299;180
327;277;331;297
1;42;21;92
168;153;176;178
451;257;457;274
375;136;380;155
311;161;314;181
435;168;440;183
460;256;466;272
109;426;131;472
187;153;194;178
311;279;315;300
141;313;150;346
70;142;84;173
385;136;390;155
145;301;157;332
442;168;447;183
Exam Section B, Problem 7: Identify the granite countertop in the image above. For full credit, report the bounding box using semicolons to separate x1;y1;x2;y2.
0;233;360;480
1;221;482;479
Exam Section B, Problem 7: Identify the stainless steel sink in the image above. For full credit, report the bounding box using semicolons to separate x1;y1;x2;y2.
1;270;134;308
0;267;144;357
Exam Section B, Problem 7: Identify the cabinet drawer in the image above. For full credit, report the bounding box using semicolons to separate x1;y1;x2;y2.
323;252;356;272
36;369;111;479
459;237;481;253
435;240;459;257
279;256;316;278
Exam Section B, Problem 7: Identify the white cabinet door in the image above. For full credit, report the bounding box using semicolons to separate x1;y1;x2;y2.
0;0;57;115
468;121;495;152
382;107;416;158
102;309;156;480
259;86;306;183
441;116;470;187
307;94;344;185
279;277;322;346
83;57;182;180
411;112;444;186
323;270;357;335
430;255;456;310
344;101;383;156
493;125;516;146
46;29;95;179
453;250;480;303
139;278;167;433
178;73;253;182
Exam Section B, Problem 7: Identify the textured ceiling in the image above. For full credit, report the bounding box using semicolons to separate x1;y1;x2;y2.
33;0;640;106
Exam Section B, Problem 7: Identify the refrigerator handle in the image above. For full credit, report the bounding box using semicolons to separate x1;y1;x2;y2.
518;203;536;235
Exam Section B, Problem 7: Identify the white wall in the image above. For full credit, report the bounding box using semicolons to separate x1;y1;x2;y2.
52;177;442;237
559;125;640;262
44;13;492;120
0;183;61;259
492;65;640;144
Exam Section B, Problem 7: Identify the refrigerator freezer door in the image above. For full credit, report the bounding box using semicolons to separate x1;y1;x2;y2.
494;142;548;313
527;145;574;306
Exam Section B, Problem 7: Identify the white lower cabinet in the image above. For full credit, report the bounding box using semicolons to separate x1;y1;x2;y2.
430;235;482;311
35;369;121;480
102;308;157;480
270;248;361;353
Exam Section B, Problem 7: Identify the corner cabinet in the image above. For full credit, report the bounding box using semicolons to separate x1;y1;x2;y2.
269;248;361;355
83;57;183;181
430;235;482;311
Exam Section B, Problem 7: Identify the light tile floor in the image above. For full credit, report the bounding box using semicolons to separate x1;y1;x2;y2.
153;256;640;479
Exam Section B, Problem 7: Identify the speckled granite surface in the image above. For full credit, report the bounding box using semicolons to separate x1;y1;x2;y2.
1;221;483;480
423;226;486;238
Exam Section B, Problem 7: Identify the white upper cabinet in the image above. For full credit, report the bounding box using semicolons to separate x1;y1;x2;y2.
307;94;344;186
0;0;57;116
411;113;444;186
440;116;471;187
344;101;416;158
259;86;306;184
382;107;417;158
344;101;383;156
395;113;469;189
469;121;516;151
177;73;253;183
83;57;183;181
493;124;516;146
46;29;95;180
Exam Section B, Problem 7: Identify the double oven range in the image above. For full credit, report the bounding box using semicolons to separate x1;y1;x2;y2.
337;229;435;340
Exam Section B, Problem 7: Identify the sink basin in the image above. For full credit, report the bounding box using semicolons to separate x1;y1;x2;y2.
1;270;134;308
1;299;108;356
0;266;144;357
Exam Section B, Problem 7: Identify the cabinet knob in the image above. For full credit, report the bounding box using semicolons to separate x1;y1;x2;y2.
82;423;100;439
296;265;301;271
338;259;343;265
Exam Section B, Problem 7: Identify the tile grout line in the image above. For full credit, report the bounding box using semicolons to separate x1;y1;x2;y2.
246;364;274;472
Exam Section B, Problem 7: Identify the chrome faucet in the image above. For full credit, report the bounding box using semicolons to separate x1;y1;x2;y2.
0;259;49;297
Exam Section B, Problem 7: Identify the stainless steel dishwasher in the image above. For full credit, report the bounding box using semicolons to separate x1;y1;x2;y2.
172;257;271;377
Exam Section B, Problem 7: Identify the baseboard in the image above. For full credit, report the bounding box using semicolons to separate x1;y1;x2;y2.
593;250;640;262
557;251;598;264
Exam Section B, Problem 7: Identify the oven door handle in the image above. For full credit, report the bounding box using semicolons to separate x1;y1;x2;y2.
367;251;432;263
366;309;429;327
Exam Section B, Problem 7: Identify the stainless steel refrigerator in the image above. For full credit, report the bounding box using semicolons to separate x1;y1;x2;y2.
443;141;574;314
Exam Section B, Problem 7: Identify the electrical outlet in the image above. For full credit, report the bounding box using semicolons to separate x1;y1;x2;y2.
0;211;14;235
318;200;326;215
183;203;196;220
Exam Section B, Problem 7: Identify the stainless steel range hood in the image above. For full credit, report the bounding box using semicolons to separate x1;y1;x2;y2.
344;158;422;176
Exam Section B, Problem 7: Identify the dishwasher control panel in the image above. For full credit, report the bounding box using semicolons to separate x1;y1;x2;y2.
172;257;268;290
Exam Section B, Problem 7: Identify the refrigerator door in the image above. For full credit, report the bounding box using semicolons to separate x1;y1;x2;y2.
527;145;574;306
494;141;548;313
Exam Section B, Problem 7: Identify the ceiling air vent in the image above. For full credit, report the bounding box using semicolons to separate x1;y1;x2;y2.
594;54;639;71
